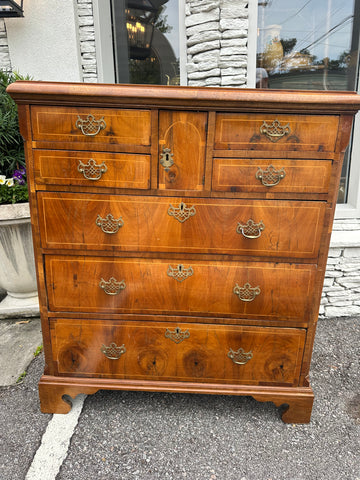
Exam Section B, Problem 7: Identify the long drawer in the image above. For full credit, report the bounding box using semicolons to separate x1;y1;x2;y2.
214;113;338;151
38;193;326;259
45;256;316;321
51;318;306;386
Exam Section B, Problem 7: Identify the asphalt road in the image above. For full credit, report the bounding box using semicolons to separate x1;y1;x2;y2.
1;316;359;480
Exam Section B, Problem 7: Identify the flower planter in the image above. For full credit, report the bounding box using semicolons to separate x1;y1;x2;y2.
0;203;39;318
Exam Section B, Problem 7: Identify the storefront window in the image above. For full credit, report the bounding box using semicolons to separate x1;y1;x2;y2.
111;0;179;85
257;0;360;203
257;1;359;90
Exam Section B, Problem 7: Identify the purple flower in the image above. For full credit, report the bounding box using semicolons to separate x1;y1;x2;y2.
13;168;26;185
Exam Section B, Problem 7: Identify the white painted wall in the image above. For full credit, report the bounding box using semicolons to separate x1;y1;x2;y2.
5;0;82;82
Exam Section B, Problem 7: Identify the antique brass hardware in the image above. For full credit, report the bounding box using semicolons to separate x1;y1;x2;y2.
168;201;196;223
160;147;174;170
165;327;190;344
101;342;126;360
259;119;291;142
77;158;107;180
75;114;106;136
96;213;124;234
228;348;253;365
167;264;194;282
255;165;286;187
99;277;126;295
233;282;261;302
236;219;265;239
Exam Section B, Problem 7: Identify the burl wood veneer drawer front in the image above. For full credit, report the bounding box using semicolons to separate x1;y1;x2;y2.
38;193;325;259
214;113;338;151
212;158;332;194
31;106;151;147
45;256;316;321
51;319;306;386
33;150;150;189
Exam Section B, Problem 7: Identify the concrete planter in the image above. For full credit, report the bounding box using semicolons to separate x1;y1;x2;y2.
0;203;39;318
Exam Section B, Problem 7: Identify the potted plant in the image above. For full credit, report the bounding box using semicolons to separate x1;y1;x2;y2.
0;70;38;317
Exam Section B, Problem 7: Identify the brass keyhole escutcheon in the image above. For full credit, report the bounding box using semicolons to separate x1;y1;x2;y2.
168;201;196;223
167;264;194;282
160;147;174;171
165;327;190;344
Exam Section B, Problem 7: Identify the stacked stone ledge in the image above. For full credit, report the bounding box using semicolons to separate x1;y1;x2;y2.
186;0;248;87
320;220;360;317
0;19;11;72
77;0;98;82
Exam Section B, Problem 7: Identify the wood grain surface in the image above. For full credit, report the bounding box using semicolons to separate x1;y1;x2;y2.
8;80;359;422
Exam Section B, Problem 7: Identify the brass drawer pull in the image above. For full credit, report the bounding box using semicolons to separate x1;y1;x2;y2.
228;348;253;365
256;165;286;187
233;282;260;302
236;219;265;239
167;264;194;282
99;277;126;295
75;114;106;136
96;213;124;234
78;158;107;180
160;147;174;170
101;342;126;360
165;327;190;344
260;119;291;142
168;201;196;223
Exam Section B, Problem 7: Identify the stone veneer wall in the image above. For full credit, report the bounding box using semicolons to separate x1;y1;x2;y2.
0;19;11;72
320;219;360;318
77;0;98;82
185;0;248;87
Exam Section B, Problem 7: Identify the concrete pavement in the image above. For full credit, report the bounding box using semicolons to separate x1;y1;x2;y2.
0;316;359;479
0;317;42;386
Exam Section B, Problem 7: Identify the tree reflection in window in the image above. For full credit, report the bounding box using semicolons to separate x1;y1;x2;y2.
256;0;360;204
256;0;359;91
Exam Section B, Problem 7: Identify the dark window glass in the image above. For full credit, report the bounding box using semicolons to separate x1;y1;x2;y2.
111;0;179;85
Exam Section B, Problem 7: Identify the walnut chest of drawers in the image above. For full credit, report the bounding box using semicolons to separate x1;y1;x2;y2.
9;81;360;423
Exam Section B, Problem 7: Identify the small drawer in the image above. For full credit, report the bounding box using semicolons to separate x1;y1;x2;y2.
31;106;151;147
38;193;326;260
51;318;305;386
214;113;339;152
33;150;150;189
212;158;332;194
45;256;316;321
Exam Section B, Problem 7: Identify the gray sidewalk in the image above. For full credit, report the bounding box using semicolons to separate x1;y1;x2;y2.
0;316;359;480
